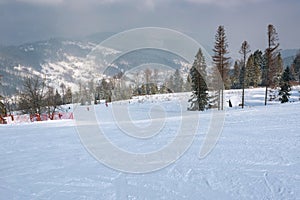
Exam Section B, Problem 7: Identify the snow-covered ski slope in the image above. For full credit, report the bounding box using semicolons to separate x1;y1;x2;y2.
0;87;299;199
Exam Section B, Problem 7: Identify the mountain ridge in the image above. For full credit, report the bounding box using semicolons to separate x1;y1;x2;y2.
0;36;298;96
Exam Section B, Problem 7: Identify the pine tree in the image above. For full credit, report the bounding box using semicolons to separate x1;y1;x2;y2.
166;74;175;92
64;87;72;104
212;25;231;110
272;53;284;88
245;54;254;87
279;67;292;103
291;50;300;84
290;65;297;81
244;52;262;88
60;83;66;104
150;83;158;95
98;78;112;102
0;75;6;122
252;50;263;87
159;83;172;94
144;69;152;95
264;24;280;105
183;75;192;92
173;69;184;93
230;60;241;89
188;49;209;111
261;52;268;86
239;41;251;109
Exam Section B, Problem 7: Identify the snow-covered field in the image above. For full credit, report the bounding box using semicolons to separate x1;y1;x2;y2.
0;88;299;199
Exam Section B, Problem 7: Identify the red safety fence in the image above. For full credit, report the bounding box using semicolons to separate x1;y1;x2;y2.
3;112;74;124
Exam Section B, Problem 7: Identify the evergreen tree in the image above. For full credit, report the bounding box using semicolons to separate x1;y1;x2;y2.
245;54;254;87
97;78;113;102
112;79;133;101
150;83;158;95
244;52;262;88
139;84;147;95
212;25;231;110
264;24;280;105
230;60;241;89
183;75;192;92
252;50;263;87
188;49;209;111
159;83;172;94
55;90;62;105
0;76;6;121
144;69;152;95
60;83;66;104
279;67;292;103
272;53;284;88
166;74;175;92
239;41;251;109
261;52;268;86
64;87;73;104
173;69;184;93
291;50;300;84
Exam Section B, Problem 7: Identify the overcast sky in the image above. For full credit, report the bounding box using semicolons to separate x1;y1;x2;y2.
0;0;299;57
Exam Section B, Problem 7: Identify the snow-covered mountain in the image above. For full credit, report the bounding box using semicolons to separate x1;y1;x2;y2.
1;36;298;96
0;37;190;96
0;38;95;95
282;49;299;68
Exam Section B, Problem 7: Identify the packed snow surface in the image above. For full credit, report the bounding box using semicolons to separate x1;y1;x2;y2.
0;88;299;199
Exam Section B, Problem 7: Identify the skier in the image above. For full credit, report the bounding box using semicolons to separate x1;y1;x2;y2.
229;99;232;108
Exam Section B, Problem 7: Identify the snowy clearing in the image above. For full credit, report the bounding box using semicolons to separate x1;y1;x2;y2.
0;88;299;199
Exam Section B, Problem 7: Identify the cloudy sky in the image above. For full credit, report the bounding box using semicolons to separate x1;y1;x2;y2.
0;0;299;57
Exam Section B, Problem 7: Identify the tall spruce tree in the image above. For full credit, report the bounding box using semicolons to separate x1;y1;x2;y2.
173;69;184;93
279;67;292;103
64;87;73;104
0;75;6;121
239;41;251;109
245;54;254;87
212;25;230;110
265;24;280;105
252;50;263;87
188;48;208;111
272;53;284;88
231;60;241;89
291;50;300;84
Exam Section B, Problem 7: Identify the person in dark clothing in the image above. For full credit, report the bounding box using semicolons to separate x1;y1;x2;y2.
229;99;232;107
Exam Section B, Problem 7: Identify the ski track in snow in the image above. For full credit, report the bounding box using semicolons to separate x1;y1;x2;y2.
0;88;299;199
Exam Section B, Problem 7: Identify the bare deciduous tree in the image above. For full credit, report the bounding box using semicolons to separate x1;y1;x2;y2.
18;77;46;115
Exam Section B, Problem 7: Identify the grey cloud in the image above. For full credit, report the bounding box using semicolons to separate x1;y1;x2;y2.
16;0;64;5
0;0;298;57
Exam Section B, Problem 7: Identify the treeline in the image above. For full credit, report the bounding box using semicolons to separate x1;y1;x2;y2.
230;47;300;89
1;67;192;115
81;68;191;105
1;24;300;115
188;24;300;111
4;77;73;117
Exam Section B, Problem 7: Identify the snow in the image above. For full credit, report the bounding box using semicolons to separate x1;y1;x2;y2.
0;88;299;199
